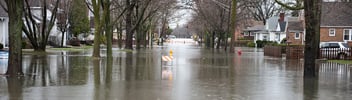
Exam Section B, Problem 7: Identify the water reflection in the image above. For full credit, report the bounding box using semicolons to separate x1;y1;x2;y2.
303;77;318;100
0;46;351;100
7;77;25;100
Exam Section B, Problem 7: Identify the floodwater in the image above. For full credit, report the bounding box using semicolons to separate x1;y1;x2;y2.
0;41;352;100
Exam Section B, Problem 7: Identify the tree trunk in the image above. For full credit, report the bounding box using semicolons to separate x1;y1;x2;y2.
303;0;321;77
104;0;112;58
6;0;24;76
125;0;133;50
92;0;102;58
136;27;141;49
61;31;65;47
229;0;237;52
7;76;24;99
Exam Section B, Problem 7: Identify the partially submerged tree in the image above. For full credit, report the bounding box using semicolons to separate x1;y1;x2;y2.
275;0;322;77
87;0;103;58
22;0;60;51
2;0;24;76
188;0;252;49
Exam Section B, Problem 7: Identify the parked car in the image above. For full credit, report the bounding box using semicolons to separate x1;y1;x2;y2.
320;42;351;59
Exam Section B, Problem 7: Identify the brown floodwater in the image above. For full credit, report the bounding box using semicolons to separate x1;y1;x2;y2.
0;43;351;100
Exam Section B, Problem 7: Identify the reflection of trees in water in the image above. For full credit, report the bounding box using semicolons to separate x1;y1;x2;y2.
124;51;157;80
67;56;89;85
24;54;89;86
303;78;318;100
25;55;50;86
196;53;230;79
7;77;24;100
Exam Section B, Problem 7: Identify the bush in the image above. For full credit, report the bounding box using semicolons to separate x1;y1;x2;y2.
247;42;255;47
280;38;287;44
256;40;278;48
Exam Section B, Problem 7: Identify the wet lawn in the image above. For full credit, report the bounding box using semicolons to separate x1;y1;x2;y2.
328;60;352;64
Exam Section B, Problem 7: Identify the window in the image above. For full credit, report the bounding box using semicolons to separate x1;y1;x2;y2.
344;29;351;41
320;43;328;48
329;28;335;36
329;43;340;48
263;36;267;40
250;33;255;36
295;32;300;39
244;32;249;36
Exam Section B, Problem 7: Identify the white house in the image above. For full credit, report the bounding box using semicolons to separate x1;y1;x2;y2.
0;2;65;48
0;5;8;48
251;13;300;44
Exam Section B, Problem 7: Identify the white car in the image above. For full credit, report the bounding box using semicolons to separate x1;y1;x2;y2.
320;42;351;59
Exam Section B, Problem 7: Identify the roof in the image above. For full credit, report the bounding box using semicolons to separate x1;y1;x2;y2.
28;0;42;7
287;21;304;32
243;25;265;31
266;16;279;30
321;2;352;26
0;0;7;17
278;21;287;32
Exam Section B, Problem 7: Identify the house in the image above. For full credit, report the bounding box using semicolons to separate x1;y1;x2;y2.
242;25;265;40
0;0;8;48
287;2;352;45
0;0;63;47
286;21;305;45
248;13;290;44
320;2;352;43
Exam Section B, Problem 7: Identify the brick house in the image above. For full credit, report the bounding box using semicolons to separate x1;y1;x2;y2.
286;21;304;45
320;2;352;43
287;2;352;46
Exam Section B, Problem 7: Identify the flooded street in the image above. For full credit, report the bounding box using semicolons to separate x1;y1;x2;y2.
0;42;352;100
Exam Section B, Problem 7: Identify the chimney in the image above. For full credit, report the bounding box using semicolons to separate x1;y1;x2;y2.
278;13;285;22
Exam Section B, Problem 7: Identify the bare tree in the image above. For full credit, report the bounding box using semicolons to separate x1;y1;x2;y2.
249;0;283;25
22;0;60;51
57;0;72;47
275;0;322;77
188;0;252;49
1;0;24;76
124;0;177;49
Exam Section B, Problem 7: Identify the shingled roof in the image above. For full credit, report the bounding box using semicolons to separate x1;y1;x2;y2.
321;2;352;26
288;21;304;32
0;0;7;17
0;0;44;17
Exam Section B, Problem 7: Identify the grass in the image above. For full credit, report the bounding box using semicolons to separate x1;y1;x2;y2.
22;45;134;55
48;45;93;51
328;60;352;64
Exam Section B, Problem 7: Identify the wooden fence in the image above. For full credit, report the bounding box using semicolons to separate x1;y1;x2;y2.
286;46;304;59
320;48;351;60
263;46;282;57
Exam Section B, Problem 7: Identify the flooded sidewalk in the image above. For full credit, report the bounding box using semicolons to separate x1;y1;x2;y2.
0;43;351;100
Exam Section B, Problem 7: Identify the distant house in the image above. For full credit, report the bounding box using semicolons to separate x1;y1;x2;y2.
320;2;352;43
247;13;291;44
286;21;304;45
242;25;265;40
